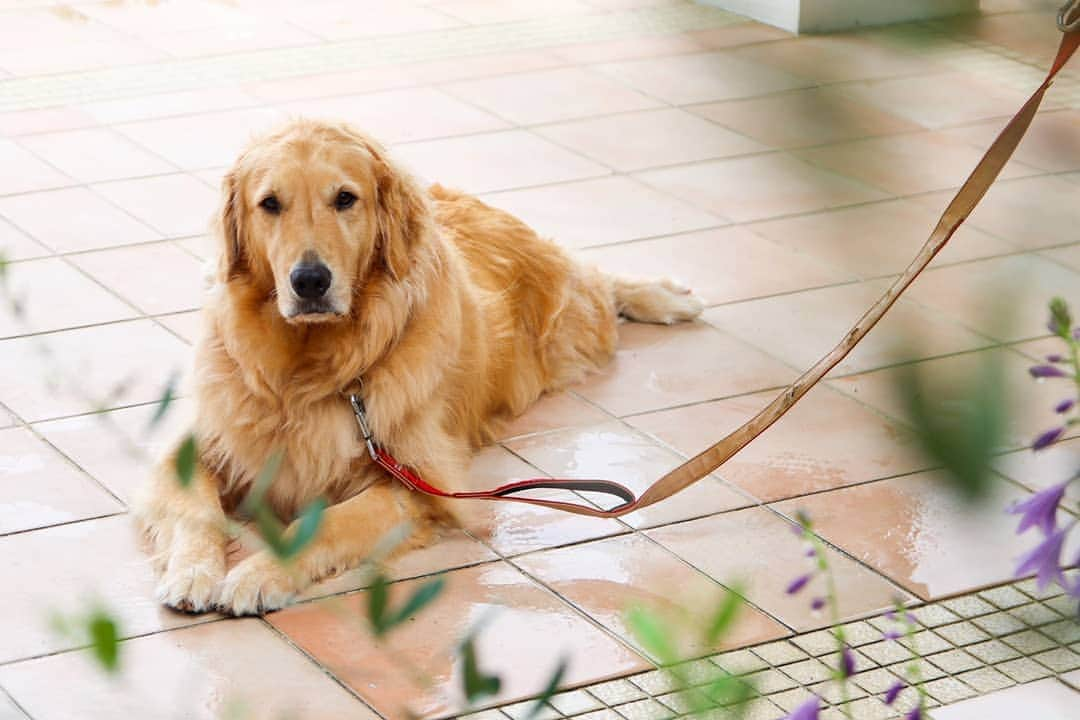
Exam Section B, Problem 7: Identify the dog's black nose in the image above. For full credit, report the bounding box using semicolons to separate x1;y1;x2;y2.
290;262;332;299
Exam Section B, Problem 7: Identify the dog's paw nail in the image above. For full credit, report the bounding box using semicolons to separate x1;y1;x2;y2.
155;562;223;614
215;556;296;615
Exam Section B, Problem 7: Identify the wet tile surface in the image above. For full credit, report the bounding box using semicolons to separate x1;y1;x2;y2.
1;1;1078;717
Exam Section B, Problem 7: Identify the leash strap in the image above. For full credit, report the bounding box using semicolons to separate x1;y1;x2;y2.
355;18;1080;518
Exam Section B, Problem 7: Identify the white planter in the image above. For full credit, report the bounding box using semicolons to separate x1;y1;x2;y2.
697;0;980;33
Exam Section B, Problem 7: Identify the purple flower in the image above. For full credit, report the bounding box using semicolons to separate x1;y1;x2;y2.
837;646;856;679
1007;480;1069;535
786;573;813;595
811;596;826;611
1056;398;1076;414
784;696;820;720
1015;523;1073;591
883;629;901;641
1033;427;1066;451
804;546;817;558
1047;354;1066;363
1030;365;1068;379
1074;328;1080;340
884;680;904;705
906;707;922;720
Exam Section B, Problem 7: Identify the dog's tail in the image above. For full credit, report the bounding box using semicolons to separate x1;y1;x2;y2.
610;275;705;325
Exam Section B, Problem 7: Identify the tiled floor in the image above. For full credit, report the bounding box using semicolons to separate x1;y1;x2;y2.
0;1;1079;719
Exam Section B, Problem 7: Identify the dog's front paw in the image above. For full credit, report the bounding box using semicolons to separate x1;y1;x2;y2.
156;559;224;613
216;552;301;616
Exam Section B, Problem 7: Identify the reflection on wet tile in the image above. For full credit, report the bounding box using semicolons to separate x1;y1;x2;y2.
648;507;905;630
497;391;611;441
0;619;377;720
774;472;1049;600
574;321;796;417
0;514;214;664
455;446;629;556
704;280;993;377
993;437;1080;505
506;421;752;529
628;385;929;502
516;534;790;660
269;562;648;718
0;426;121;534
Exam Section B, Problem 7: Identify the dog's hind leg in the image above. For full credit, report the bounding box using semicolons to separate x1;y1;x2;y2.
610;275;704;325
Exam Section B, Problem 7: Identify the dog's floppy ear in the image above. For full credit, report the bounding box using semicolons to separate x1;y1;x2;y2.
368;142;430;280
218;169;247;281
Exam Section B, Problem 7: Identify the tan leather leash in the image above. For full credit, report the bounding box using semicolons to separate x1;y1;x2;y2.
352;8;1080;518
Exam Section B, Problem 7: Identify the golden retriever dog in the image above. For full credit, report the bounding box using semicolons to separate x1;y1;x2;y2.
134;119;703;615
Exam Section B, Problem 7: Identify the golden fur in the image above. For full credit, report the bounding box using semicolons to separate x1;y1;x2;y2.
133;119;703;615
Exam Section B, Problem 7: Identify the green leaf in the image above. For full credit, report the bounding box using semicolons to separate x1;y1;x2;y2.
704;674;755;717
147;372;178;430
87;611;120;673
387;576;445;628
705;586;744;645
524;658;568;720
460;633;501;705
1050;297;1073;338
367;573;390;636
241;450;285;515
901;356;1005;502
252;506;288;558
626;605;678;666
174;434;198;488
278;497;326;560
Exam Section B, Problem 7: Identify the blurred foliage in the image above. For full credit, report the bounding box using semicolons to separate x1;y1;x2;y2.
366;572;445;637
50;604;122;675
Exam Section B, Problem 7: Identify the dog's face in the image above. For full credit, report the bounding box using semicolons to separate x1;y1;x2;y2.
219;121;425;323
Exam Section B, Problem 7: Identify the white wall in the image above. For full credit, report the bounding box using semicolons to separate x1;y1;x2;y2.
697;0;980;33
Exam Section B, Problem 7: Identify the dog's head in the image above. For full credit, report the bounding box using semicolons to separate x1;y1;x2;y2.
216;119;429;323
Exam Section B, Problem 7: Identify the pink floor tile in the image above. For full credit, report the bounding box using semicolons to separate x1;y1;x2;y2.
0;106;97;137
772;472;1059;600
70;243;205;315
245;66;418;103
833;72;1033;130
905;254;1080;343
636;153;888;223
0;187;161;253
826;347;1076;451
400;50;566;86
498;391;613;441
1041;244;1080;273
0;39;166;77
33;400;193;504
455;446;629;556
745;198;1016;279
572;321;796;417
940;109;1080;174
505;421;753;529
703;280;992;377
155;311;202;344
0;320;188;422
283;1;462;40
0;218;50;261
431;0;595;24
796;131;1039;197
81;87;265;125
92;175;218;238
730;34;945;83
280;87;509;144
515;534;790;661
0;619;378;720
393;130;608;194
576;227;850;306
148;22;321;59
115;108;285;171
0;426;121;534
0;514;214;664
0;140;71;196
535;107;767;171
18;128;176;183
691;87;921;150
268;562;649;718
480;176;723;249
0;257;136;338
445;67;661;125
596;51;813;105
917;175;1080;252
648;507;908;630
628;385;930;503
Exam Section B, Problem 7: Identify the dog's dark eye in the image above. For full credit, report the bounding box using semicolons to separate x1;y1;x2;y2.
334;190;357;211
259;195;281;214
